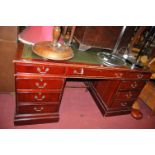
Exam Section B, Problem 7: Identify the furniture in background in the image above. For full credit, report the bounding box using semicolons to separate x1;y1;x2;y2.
131;28;155;119
138;56;155;114
13;43;151;125
73;26;135;51
63;26;76;46
139;81;155;114
0;26;18;92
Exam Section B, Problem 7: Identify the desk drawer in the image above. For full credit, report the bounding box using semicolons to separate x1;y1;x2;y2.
66;67;85;77
16;78;64;90
67;67;125;78
119;80;146;90
85;68;125;78
15;63;65;75
17;92;61;102
110;100;133;109
125;72;151;79
114;91;140;100
17;104;59;114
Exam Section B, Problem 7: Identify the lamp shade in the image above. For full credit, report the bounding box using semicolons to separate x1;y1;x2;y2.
18;26;55;45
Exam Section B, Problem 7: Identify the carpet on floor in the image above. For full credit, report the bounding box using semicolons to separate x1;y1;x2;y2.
0;82;155;129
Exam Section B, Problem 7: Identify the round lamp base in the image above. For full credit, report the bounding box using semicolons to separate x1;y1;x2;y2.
32;41;74;61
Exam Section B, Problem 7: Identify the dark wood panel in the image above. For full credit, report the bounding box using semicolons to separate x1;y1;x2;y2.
74;26;122;49
73;26;85;42
92;80;120;106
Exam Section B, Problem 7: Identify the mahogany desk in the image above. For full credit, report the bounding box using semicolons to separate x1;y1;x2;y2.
13;44;151;125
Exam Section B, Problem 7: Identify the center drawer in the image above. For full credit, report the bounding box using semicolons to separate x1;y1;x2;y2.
66;66;125;78
16;77;65;90
17;92;62;102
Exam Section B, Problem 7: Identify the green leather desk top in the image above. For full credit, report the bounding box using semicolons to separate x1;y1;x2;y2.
22;44;106;65
20;44;151;72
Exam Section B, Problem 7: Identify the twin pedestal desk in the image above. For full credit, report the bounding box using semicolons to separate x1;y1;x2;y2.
13;44;151;125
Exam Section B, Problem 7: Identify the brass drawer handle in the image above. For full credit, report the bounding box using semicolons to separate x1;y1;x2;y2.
73;68;84;75
34;106;44;112
37;67;49;74
34;95;45;101
137;74;143;78
35;82;47;88
121;102;128;107
115;73;123;78
125;92;132;98
131;82;138;88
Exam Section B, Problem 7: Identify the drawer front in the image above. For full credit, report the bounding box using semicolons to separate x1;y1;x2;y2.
84;68;125;78
15;64;65;75
114;91;140;100
125;72;151;79
119;80;146;90
17;92;61;102
17;104;59;114
66;67;125;78
110;100;133;109
16;78;64;90
66;67;85;77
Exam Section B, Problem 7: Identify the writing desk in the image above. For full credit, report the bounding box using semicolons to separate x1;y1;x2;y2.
13;43;151;125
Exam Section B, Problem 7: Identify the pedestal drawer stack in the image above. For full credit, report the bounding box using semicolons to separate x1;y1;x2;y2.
109;72;151;111
110;80;147;110
90;71;151;116
14;63;66;125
